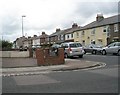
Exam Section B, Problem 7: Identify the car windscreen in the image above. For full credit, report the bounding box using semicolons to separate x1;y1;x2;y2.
70;43;82;48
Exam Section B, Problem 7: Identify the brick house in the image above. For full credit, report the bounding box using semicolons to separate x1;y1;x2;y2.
40;32;49;46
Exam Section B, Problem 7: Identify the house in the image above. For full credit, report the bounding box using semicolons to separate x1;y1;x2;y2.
32;35;40;47
64;23;79;42
27;36;33;48
74;14;120;46
15;36;27;49
23;38;28;48
49;23;80;44
49;28;65;44
40;32;49;46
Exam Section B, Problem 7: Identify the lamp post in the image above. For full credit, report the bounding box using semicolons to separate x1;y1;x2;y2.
22;15;26;37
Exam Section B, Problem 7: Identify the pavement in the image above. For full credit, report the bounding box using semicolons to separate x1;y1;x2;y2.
0;58;106;77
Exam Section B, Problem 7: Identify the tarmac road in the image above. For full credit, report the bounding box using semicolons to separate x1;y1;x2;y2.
2;54;119;93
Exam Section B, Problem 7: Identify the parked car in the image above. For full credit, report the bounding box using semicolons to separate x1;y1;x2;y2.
19;46;23;51
32;45;41;49
102;42;120;56
84;44;103;54
61;42;84;58
51;44;61;49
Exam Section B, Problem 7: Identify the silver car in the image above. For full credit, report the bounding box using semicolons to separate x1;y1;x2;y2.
102;42;120;56
84;44;103;54
61;42;84;58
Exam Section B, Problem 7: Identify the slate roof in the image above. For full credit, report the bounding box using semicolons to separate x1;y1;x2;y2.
40;34;49;38
75;14;120;31
50;26;81;37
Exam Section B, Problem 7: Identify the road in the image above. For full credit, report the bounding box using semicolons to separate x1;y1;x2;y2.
2;54;119;93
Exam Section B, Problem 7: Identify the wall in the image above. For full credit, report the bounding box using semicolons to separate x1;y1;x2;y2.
77;27;108;46
0;51;30;58
36;48;65;66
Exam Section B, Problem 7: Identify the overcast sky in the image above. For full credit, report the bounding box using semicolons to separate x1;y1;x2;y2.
0;0;119;42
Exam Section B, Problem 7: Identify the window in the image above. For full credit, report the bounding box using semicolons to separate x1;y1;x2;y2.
70;43;82;48
103;26;107;32
114;24;118;32
58;35;60;40
81;31;85;35
107;26;110;36
91;29;95;34
82;40;85;46
91;40;95;44
116;42;120;46
67;35;69;39
71;34;73;38
61;35;64;40
76;32;79;38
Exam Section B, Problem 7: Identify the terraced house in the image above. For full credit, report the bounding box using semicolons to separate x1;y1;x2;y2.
74;14;120;46
49;23;80;44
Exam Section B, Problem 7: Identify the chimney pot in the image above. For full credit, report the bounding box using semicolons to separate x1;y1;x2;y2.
72;23;78;28
96;14;104;22
34;35;37;37
56;28;61;32
42;32;45;35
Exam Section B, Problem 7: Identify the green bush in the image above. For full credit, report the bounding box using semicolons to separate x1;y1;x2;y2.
0;40;13;50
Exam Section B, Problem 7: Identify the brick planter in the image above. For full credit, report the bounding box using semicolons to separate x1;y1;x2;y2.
36;48;65;66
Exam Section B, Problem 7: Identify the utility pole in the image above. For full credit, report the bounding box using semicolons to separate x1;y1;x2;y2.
22;15;26;37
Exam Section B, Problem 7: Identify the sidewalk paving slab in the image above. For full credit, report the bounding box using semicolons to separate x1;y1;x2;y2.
1;59;106;75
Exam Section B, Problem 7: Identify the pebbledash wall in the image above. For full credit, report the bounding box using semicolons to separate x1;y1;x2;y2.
0;51;30;58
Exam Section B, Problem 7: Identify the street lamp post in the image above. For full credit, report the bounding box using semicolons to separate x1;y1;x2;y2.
22;15;26;37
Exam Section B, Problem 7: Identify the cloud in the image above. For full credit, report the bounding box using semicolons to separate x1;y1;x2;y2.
0;0;119;42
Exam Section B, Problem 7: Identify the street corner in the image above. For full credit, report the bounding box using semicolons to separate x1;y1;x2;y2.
1;58;106;77
52;58;106;72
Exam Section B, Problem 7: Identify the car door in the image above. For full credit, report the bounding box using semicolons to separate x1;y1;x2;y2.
106;43;115;54
112;42;119;53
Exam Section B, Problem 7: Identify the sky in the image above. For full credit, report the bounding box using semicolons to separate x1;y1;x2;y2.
0;0;119;42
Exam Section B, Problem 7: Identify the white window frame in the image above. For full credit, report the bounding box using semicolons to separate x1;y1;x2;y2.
81;31;85;35
76;32;79;38
114;24;118;32
103;26;107;32
91;28;95;35
71;33;73;38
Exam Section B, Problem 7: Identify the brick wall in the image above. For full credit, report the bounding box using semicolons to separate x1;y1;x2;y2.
35;48;65;66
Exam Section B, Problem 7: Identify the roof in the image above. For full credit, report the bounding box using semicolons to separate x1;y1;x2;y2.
40;34;49;38
75;14;120;31
50;26;81;37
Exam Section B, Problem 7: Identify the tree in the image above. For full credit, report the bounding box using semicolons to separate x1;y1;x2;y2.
0;40;13;50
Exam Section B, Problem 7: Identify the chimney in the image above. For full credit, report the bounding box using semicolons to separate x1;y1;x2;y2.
34;35;37;37
72;23;78;28
42;32;45;35
56;28;61;32
28;36;31;39
96;14;104;22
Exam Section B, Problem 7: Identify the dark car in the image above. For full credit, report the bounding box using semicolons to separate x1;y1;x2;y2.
84;44;103;54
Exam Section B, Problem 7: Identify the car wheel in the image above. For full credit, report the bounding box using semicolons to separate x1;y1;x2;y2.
92;50;96;54
79;55;83;58
117;50;120;56
64;53;68;58
102;50;106;55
